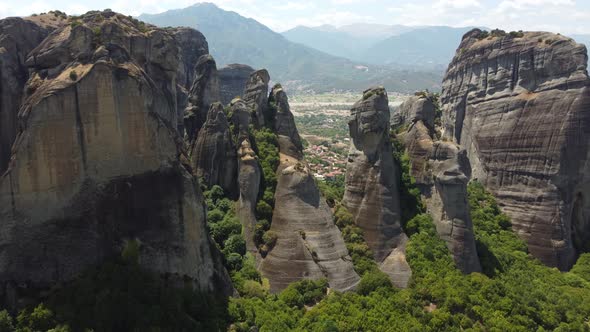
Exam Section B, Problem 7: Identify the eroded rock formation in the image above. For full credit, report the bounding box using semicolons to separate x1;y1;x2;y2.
441;29;590;269
184;54;220;142
0;11;231;307
243;69;270;128
0;18;49;174
343;87;412;287
172;27;209;133
396;95;481;273
230;98;262;253
191;102;238;198
219;64;255;105
260;84;360;293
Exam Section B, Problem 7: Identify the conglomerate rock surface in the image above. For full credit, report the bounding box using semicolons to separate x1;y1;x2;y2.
342;87;411;287
0;11;232;307
441;29;590;269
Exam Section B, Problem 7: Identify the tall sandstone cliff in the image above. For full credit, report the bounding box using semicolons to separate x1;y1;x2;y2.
259;84;360;293
395;95;481;273
0;11;231;306
0;18;49;174
191;102;238;197
184;54;220;142
441;29;590;269
343;87;412;287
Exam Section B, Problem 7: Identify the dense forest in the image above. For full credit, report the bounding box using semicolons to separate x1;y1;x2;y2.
1;127;588;332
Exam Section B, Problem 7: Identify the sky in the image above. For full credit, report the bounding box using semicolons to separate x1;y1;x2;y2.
2;0;590;34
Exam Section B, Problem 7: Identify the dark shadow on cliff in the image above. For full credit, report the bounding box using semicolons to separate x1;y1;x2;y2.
42;251;230;331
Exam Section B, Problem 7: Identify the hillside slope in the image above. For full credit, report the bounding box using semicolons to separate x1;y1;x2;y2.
139;3;442;93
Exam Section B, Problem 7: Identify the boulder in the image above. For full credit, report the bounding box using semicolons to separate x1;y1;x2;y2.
342;86;412;287
441;29;590;269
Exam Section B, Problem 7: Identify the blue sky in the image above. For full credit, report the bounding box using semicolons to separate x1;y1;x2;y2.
2;0;590;34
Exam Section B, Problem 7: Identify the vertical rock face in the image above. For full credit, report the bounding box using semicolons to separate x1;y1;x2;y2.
171;27;209;133
271;84;304;159
441;29;590;269
230;98;262;253
395;96;481;273
172;28;209;90
184;54;220;142
393;95;436;130
219;64;255;105
260;85;360;293
0;18;49;174
343;87;411;287
243;69;270;128
191;102;238;197
0;11;231;307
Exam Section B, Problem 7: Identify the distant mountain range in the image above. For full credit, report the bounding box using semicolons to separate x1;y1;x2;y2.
138;3;443;93
283;25;477;69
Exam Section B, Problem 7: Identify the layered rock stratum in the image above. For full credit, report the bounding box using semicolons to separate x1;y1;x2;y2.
259;84;360;293
441;29;590;269
343;87;412;287
0;11;232;307
396;95;481;273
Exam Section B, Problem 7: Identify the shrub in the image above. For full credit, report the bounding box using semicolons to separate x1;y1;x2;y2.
207;209;224;224
223;234;247;256
0;310;13;332
356;271;393;295
121;239;140;264
226;253;243;271
255;201;273;222
210;216;241;245
17;303;56;332
262;231;278;249
69;70;78;81
242;280;266;299
279;287;304;308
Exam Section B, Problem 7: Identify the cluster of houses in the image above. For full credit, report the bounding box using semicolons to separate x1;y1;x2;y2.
304;144;347;180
